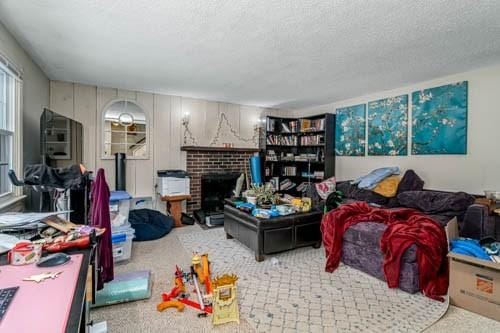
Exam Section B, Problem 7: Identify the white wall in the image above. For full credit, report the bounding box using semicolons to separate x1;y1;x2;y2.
0;21;50;167
289;64;500;194
50;81;275;198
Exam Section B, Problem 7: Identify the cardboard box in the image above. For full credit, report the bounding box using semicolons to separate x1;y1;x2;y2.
447;218;500;321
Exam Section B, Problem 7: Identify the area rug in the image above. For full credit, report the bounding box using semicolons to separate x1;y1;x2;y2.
178;228;449;333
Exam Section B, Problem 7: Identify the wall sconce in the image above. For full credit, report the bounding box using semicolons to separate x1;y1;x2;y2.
182;111;190;125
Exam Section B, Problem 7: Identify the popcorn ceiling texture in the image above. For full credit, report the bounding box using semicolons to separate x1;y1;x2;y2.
1;1;500;109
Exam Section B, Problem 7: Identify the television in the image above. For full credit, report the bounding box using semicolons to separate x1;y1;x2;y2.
40;108;83;168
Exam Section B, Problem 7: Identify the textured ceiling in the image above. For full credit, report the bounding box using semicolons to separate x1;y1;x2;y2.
1;1;500;109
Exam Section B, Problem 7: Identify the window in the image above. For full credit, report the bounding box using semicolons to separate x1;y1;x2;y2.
0;60;21;202
102;100;148;159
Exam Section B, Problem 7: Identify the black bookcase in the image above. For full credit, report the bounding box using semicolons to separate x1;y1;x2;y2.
264;113;335;195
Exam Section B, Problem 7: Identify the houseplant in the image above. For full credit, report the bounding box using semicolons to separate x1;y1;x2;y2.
250;184;280;208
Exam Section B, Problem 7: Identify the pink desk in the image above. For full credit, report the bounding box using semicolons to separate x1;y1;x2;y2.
0;254;83;333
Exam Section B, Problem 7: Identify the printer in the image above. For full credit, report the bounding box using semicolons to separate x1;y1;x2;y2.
156;170;190;196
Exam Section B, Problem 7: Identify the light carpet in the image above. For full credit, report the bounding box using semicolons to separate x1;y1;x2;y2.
91;225;500;332
178;228;450;333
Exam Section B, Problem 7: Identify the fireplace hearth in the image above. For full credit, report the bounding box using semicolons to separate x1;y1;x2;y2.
194;172;241;226
182;146;260;223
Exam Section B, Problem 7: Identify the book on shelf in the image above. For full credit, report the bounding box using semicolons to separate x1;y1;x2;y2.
280;178;296;191
267;118;276;132
282;166;297;176
281;120;298;133
266;134;297;146
300;134;324;146
300;118;325;132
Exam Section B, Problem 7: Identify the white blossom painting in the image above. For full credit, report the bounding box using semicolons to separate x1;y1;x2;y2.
335;104;366;156
411;81;468;154
367;95;408;156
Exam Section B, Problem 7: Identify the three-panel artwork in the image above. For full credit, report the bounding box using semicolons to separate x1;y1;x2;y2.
335;81;468;156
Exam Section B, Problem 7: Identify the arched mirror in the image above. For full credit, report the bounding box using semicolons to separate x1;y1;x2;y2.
102;100;148;158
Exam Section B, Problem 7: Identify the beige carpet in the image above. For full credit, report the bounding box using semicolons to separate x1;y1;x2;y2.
91;225;500;332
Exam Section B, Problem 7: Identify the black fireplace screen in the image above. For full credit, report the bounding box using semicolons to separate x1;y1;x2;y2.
201;172;241;213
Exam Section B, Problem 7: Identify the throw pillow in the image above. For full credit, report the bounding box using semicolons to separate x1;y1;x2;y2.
396;169;424;194
372;176;401;198
315;177;336;200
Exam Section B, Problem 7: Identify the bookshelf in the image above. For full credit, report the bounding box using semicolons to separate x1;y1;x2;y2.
264;114;335;195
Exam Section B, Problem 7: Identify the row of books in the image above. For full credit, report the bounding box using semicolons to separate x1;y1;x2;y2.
300;134;324;146
301;171;324;179
282;166;297;176
266;118;325;133
266;134;298;146
300;118;325;132
265;151;323;163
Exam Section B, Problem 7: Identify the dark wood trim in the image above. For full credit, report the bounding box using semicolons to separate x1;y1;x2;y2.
181;146;260;152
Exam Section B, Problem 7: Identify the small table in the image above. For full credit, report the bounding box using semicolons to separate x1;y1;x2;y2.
161;194;192;227
224;200;323;261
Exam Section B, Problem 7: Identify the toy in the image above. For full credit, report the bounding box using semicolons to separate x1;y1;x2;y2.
23;271;62;283
157;300;185;312
158;256;213;316
192;253;210;286
212;274;240;326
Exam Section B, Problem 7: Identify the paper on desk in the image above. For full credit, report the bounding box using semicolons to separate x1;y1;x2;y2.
0;211;72;230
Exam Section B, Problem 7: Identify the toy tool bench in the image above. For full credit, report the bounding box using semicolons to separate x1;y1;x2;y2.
156;253;240;327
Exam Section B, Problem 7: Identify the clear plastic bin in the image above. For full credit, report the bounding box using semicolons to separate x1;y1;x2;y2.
111;226;135;263
109;191;132;228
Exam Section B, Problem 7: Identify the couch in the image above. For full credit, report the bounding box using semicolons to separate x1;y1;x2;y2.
333;174;493;294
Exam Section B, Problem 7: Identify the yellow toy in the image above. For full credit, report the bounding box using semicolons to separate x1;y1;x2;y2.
291;197;312;212
212;274;239;326
192;253;211;287
156;300;185;312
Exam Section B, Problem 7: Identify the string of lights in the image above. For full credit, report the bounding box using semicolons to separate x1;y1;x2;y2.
182;110;262;146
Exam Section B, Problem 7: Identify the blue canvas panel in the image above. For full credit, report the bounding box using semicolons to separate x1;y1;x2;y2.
335;104;366;156
411;81;468;155
367;95;408;156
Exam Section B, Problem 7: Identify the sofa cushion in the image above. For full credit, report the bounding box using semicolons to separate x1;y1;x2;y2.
397;190;475;217
397;169;424;195
343;222;417;262
337;181;389;205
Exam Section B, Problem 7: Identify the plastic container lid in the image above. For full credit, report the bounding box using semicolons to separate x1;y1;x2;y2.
112;233;127;244
110;191;132;202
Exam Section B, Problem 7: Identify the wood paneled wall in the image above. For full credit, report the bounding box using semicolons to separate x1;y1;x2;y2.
49;81;276;198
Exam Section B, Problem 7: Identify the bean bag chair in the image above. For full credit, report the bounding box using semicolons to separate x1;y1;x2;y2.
129;209;174;241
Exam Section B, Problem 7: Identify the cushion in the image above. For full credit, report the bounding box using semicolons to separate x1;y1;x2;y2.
343;222;417;262
315;177;336;199
352;167;400;189
372;176;401;198
129;209;174;241
337;181;389;206
397;191;475;217
396;169;424;195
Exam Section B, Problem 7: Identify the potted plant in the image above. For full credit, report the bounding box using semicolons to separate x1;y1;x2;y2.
244;188;257;205
251;184;280;208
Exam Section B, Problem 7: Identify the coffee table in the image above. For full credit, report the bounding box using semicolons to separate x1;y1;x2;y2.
224;200;323;261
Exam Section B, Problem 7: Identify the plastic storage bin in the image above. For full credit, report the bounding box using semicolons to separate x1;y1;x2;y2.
110;191;132;228
111;225;135;263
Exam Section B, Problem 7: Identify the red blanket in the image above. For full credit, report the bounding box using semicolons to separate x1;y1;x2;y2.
321;201;448;301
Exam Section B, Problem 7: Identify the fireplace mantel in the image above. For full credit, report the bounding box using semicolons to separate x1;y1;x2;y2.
181;145;260;153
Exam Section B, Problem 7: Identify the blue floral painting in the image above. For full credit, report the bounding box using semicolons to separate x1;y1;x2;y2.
367;95;408;156
335;104;366;156
411;82;467;155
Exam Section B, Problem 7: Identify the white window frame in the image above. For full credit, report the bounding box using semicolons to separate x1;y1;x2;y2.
0;56;24;209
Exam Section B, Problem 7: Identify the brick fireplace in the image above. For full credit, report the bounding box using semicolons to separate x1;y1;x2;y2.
181;146;260;214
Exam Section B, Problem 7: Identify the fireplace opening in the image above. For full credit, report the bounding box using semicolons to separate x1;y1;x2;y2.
194;171;241;226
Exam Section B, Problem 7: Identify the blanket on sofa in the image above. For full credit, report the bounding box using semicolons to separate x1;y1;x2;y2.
321;201;448;301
